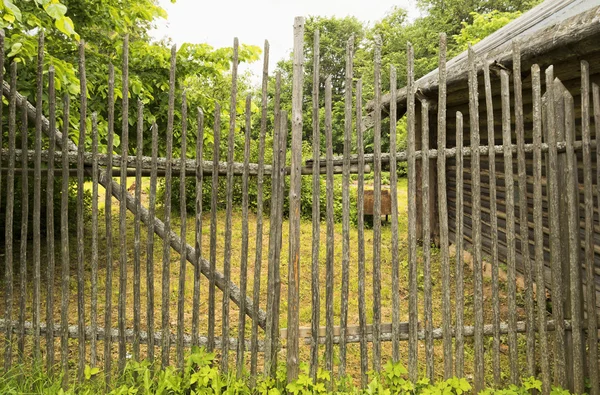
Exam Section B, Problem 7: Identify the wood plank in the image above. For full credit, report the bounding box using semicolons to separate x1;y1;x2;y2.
176;93;188;369
309;30;321;381
3;62;17;370
356;79;369;388
45;66;57;372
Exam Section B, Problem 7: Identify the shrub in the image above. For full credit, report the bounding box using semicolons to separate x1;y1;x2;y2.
0;351;569;395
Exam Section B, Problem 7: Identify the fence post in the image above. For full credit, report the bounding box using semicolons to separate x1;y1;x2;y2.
287;15;304;383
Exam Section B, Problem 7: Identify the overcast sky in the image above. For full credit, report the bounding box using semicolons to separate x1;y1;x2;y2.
151;0;419;84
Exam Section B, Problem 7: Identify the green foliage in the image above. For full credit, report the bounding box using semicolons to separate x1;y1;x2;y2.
0;176;91;237
454;10;522;51
0;353;572;395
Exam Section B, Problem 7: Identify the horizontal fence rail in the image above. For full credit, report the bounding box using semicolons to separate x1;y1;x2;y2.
0;21;599;395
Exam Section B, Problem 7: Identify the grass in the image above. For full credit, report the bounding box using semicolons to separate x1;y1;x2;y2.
0;176;541;388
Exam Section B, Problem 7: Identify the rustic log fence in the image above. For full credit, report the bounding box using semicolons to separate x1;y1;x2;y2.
0;18;599;395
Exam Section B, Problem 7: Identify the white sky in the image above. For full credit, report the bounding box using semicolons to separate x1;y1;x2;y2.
151;0;419;84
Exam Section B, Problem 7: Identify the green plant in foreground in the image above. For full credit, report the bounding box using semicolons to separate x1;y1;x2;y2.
0;351;573;395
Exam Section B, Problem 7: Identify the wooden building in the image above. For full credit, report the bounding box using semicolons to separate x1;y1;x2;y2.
367;0;600;318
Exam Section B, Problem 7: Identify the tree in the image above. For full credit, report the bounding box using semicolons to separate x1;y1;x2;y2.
1;0;261;158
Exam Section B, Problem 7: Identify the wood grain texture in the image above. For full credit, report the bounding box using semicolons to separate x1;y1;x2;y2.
221;38;239;374
161;44;176;367
250;40;269;376
545;66;566;387
339;35;353;377
146;123;158;361
356;79;369;388
3;62;17;370
532;64;550;394
193;108;204;349
389;64;401;365
32;32;44;361
18;95;30;363
422;98;433;381
325;75;335;376
310;30;321;381
437;34;453;379
453;110;464;378
45;66;56;372
104;64;115;385
468;46;484;392
118;37;129;372
563;90;584;394
500;69;518;385
589;82;600;395
407;42;418;382
372;36;382;373
483;60;501;386
90;113;100;366
208;104;221;352
60;94;71;387
287;17;305;382
177;93;188;369
513;41;536;379
133;101;144;362
236;94;252;378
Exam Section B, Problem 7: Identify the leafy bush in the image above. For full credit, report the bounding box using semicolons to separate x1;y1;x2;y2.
0;350;571;395
0;176;90;238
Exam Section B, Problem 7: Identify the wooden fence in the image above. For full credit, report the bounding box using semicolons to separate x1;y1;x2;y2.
0;17;599;395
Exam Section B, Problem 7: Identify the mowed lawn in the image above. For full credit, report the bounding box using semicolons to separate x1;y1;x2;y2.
1;177;532;385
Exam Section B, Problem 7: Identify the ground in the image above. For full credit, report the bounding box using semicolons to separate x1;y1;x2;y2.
0;177;539;387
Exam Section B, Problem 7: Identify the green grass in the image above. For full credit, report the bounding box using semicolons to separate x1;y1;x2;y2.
0;177;538;388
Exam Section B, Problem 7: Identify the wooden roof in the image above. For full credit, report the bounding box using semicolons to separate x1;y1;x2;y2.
364;0;600;129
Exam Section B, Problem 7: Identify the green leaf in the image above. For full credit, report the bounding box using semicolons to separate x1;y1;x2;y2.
7;42;22;57
3;13;15;23
45;3;67;19
55;16;78;39
3;0;21;22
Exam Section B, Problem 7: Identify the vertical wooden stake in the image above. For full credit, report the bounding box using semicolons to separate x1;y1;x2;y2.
287;16;305;382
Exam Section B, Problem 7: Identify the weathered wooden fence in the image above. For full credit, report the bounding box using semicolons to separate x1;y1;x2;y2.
0;16;599;395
